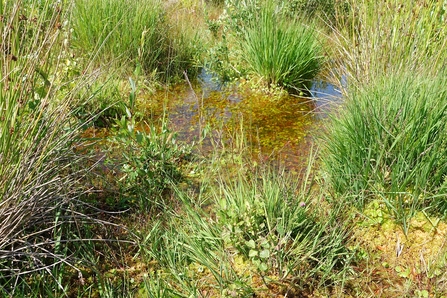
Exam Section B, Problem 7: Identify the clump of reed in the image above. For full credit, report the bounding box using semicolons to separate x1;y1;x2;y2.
322;0;447;231
322;74;447;223
205;0;324;92
331;0;447;89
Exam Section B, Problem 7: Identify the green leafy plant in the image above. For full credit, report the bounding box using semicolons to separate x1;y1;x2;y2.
110;112;191;210
216;165;351;291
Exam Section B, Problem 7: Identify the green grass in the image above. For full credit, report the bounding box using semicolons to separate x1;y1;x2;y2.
133;149;352;296
324;0;447;232
0;0;101;294
322;73;447;232
331;0;447;89
3;0;447;296
240;1;323;91
207;0;324;91
71;0;202;82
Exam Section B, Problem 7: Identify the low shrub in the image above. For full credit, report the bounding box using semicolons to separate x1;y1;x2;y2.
109;115;192;211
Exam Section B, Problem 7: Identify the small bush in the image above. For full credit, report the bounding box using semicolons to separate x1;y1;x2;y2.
109;116;191;210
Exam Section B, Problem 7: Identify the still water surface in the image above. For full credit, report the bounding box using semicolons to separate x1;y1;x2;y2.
148;72;341;170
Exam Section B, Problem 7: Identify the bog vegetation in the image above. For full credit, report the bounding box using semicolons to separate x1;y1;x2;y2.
1;0;447;297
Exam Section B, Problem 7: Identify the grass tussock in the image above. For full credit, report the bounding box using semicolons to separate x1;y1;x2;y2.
204;0;324;92
0;0;101;293
240;1;324;91
323;0;447;231
322;73;447;231
71;0;202;82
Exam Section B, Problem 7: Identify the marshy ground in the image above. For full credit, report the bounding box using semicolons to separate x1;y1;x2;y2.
1;0;447;297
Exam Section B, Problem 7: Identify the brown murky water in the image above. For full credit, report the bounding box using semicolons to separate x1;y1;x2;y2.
137;71;341;171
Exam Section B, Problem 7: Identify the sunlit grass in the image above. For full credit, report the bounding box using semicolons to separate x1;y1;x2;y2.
331;0;447;89
240;1;323;91
0;0;103;294
322;73;447;232
134;145;352;296
71;0;202;82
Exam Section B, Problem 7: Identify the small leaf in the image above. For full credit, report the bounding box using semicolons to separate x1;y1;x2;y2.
248;249;258;257
260;239;270;249
258;262;268;272
259;249;270;259
136;132;144;144
246;239;256;249
126;107;132;119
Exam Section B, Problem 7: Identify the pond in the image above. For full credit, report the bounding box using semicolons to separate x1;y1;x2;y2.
139;70;341;171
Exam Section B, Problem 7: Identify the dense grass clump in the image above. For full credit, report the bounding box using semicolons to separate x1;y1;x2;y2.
240;2;323;91
322;74;447;229
0;0;99;293
71;0;200;81
205;0;324;91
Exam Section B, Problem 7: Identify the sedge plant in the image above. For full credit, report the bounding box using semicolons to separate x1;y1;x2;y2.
71;0;201;82
331;0;447;90
325;0;447;232
322;73;447;232
239;0;324;91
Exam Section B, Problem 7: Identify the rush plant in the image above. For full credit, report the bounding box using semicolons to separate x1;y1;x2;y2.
240;1;324;91
0;0;105;294
322;73;447;231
